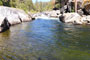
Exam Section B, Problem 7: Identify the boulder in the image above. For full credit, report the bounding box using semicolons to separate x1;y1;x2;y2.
0;6;32;32
59;13;82;24
49;10;60;18
43;10;61;18
59;13;90;25
7;14;21;25
17;10;31;22
0;6;31;24
78;9;84;16
81;15;90;24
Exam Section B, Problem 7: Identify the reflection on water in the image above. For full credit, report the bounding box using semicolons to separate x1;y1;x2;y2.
0;19;90;60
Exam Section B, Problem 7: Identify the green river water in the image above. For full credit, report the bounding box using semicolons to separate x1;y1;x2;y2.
0;18;90;60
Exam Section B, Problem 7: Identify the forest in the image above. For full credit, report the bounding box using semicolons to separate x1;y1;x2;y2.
0;0;55;13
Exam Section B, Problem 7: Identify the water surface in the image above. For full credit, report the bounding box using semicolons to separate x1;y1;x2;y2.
0;18;90;60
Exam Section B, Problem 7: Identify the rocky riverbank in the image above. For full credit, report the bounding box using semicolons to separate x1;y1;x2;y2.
32;10;90;25
32;10;61;19
0;6;32;32
59;13;90;25
32;9;90;25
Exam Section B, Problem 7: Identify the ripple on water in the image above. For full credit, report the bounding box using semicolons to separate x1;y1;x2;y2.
0;19;90;60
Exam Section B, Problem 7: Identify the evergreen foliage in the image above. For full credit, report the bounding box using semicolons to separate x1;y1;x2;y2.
0;0;53;12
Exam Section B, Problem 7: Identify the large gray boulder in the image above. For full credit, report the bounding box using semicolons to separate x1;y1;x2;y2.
59;13;90;25
0;6;32;32
59;13;83;24
60;13;82;23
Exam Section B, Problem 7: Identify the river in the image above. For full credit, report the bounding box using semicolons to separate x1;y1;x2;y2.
0;18;90;60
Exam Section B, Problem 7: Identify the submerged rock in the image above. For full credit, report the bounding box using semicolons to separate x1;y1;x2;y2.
0;6;32;32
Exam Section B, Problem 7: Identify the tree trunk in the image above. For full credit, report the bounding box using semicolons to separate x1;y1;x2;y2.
75;0;77;12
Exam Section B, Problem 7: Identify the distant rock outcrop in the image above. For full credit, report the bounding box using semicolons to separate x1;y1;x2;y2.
0;6;32;32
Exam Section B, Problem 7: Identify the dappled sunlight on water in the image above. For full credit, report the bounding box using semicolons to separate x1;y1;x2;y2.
0;19;90;60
